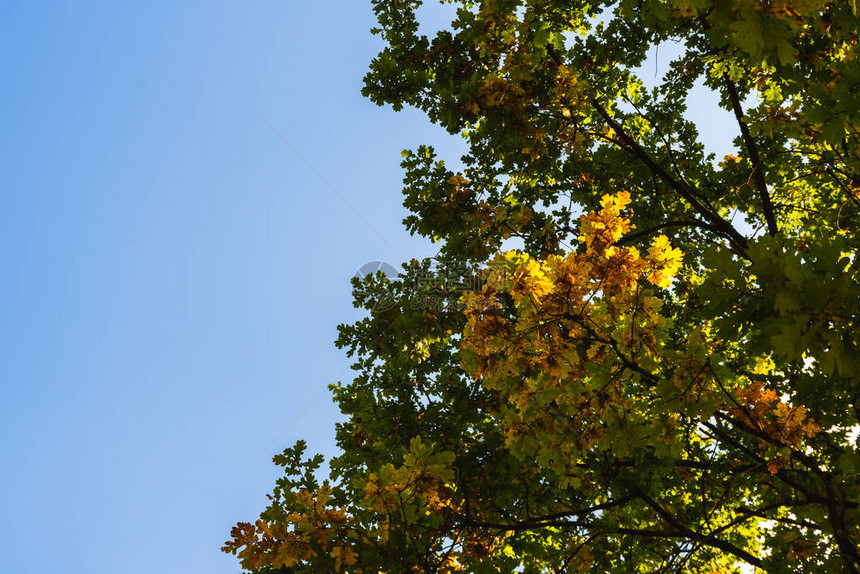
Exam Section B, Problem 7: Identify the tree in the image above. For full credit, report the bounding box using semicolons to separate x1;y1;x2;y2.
224;0;860;571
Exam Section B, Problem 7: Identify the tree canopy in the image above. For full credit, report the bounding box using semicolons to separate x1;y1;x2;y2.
224;0;860;571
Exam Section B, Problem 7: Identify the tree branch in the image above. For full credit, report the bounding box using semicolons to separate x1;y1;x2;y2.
723;77;778;236
616;219;721;246
457;495;636;531
590;99;750;257
636;492;765;569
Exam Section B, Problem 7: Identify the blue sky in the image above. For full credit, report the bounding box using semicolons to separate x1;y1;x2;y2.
0;2;460;572
0;2;738;573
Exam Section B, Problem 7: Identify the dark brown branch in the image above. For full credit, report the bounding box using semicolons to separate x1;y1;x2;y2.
589;99;750;257
636;492;765;569
698;419;829;507
457;495;637;532
616;219;722;246
723;77;778;236
610;527;765;569
714;412;826;478
736;506;821;531
543;45;749;257
824;475;860;573
563;313;660;385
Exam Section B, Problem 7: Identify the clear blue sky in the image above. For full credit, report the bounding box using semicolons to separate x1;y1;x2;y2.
0;2;737;573
0;2;460;572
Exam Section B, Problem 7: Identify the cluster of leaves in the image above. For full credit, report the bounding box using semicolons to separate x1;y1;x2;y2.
226;0;860;571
